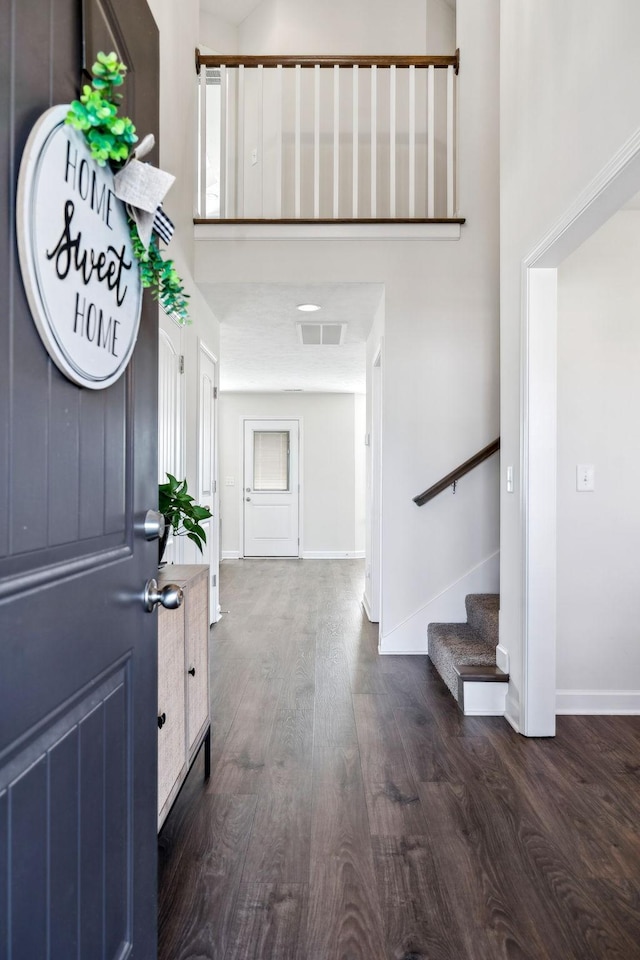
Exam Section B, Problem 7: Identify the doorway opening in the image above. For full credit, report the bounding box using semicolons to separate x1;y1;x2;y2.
521;128;640;735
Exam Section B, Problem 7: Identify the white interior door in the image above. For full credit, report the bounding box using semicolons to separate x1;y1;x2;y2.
198;342;219;622
243;419;300;557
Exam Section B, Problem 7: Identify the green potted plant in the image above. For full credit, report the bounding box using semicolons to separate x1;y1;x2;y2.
158;473;212;563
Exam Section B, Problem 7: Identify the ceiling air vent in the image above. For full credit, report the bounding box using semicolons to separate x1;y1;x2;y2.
297;322;346;346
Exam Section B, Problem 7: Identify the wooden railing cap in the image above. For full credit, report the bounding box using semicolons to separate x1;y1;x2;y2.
196;50;460;74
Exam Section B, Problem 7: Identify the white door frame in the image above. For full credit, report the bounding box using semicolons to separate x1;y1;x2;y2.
521;126;640;736
158;316;185;564
369;343;383;626
197;339;220;621
239;417;303;558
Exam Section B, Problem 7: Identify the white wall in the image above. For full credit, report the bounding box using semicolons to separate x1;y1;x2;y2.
196;0;500;650
426;0;456;55
219;392;365;557
500;0;640;728
239;0;429;55
556;210;640;705
200;11;238;53
148;0;221;567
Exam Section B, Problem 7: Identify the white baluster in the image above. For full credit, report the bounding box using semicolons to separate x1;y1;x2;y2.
238;64;245;218
447;64;454;219
314;64;320;218
352;65;359;219
275;64;283;219
258;63;264;219
370;65;377;217
333;64;340;218
199;63;207;217
389;64;396;218
295;64;301;218
220;65;228;218
408;64;415;219
427;63;435;218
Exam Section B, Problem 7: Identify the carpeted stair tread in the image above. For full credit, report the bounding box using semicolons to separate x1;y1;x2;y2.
465;593;499;646
427;622;496;701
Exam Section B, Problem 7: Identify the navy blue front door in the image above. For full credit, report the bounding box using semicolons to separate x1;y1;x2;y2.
0;1;160;956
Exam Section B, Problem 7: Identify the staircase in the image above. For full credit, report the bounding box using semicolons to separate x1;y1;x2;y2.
428;594;508;715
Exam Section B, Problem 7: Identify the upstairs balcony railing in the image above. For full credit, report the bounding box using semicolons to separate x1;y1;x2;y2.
195;50;461;223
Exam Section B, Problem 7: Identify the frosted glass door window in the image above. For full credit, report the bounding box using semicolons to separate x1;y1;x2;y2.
253;431;290;491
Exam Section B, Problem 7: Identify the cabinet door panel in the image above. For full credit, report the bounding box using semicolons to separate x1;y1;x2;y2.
157;606;186;825
185;572;210;755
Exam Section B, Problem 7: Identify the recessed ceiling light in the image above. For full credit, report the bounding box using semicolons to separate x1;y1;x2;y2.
297;303;321;312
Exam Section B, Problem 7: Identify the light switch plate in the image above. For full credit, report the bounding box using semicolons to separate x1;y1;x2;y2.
576;464;595;492
506;465;514;493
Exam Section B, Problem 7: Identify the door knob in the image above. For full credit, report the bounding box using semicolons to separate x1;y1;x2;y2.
142;509;165;541
143;578;183;612
246;497;251;501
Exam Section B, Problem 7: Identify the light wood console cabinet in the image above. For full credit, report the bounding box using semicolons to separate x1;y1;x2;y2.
157;564;211;830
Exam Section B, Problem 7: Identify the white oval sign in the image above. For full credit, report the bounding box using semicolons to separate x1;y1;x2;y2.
16;105;142;389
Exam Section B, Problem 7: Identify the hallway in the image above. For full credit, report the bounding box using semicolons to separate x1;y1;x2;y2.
158;560;640;960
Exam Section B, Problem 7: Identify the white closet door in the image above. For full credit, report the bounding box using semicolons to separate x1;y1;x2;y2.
243;419;299;557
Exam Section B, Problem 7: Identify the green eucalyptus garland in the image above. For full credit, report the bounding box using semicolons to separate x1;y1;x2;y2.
66;52;190;324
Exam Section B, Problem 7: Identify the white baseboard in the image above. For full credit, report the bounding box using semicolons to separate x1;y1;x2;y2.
462;680;507;716
301;550;365;559
361;593;376;622
378;551;500;655
221;551;241;560
504;687;521;733
496;644;510;674
378;646;425;655
556;689;640;715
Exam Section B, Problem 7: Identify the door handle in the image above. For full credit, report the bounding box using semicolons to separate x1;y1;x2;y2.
142;509;165;541
246;497;251;501
143;579;183;612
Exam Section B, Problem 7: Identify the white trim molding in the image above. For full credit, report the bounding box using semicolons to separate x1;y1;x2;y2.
221;550;241;560
556;690;640;715
378;551;499;655
302;550;365;560
361;593;374;622
462;681;508;717
195;223;462;242
495;643;510;675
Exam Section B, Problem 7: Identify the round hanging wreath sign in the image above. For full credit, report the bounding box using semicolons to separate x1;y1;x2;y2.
16;52;190;390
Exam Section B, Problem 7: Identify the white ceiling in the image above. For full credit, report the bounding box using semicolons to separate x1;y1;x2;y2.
198;283;384;393
200;0;264;25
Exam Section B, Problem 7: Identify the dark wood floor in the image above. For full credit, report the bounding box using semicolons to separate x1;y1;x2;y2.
158;559;640;960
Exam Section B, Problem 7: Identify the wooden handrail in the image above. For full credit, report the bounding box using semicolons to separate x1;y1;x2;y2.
413;438;500;507
196;50;460;73
194;217;466;226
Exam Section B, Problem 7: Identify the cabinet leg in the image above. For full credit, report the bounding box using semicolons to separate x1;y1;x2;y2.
204;726;211;781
